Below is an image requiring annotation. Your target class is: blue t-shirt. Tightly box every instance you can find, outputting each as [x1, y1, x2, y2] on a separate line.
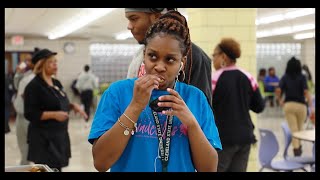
[264, 75, 280, 92]
[88, 78, 222, 172]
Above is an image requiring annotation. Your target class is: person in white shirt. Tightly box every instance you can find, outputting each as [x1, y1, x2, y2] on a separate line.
[13, 52, 36, 165]
[76, 65, 99, 122]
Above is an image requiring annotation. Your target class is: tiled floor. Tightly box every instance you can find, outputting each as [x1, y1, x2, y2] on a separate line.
[5, 106, 315, 172]
[256, 106, 315, 172]
[5, 113, 96, 172]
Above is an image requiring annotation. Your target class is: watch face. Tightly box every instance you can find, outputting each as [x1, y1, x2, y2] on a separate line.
[64, 42, 75, 54]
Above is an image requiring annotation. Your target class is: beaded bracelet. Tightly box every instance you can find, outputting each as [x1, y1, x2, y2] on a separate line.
[118, 118, 135, 136]
[123, 113, 137, 132]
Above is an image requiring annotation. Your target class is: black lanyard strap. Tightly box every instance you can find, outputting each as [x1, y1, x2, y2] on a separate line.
[151, 110, 173, 172]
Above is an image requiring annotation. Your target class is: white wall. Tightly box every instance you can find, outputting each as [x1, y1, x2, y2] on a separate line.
[301, 38, 315, 84]
[5, 37, 90, 103]
[257, 37, 315, 82]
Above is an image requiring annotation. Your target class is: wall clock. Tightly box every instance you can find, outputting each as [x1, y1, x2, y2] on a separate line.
[64, 42, 75, 54]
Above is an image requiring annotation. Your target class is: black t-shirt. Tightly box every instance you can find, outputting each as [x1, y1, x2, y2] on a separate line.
[24, 75, 71, 167]
[279, 74, 307, 104]
[212, 70, 264, 145]
[24, 75, 70, 130]
[185, 43, 212, 107]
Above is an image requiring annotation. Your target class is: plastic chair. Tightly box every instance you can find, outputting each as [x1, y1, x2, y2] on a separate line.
[281, 122, 315, 168]
[258, 128, 307, 172]
[311, 144, 315, 172]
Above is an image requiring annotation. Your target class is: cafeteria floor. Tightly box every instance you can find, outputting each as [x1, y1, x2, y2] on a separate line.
[5, 105, 315, 172]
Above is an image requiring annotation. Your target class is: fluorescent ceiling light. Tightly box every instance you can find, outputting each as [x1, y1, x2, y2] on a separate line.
[256, 8, 315, 25]
[294, 32, 315, 40]
[257, 31, 271, 38]
[284, 8, 315, 19]
[256, 14, 284, 25]
[272, 27, 292, 36]
[48, 8, 116, 40]
[115, 31, 133, 40]
[257, 23, 315, 38]
[292, 24, 314, 32]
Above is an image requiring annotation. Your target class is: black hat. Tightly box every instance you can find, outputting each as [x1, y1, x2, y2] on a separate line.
[32, 48, 57, 64]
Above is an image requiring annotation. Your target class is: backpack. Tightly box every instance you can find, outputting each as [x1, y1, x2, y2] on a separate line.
[71, 79, 80, 96]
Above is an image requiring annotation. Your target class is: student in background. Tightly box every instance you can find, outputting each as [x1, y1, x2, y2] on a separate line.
[302, 64, 314, 95]
[13, 49, 37, 165]
[14, 54, 31, 90]
[264, 67, 280, 107]
[5, 73, 11, 134]
[76, 64, 99, 122]
[125, 8, 213, 106]
[302, 64, 315, 122]
[276, 57, 313, 156]
[13, 48, 39, 90]
[257, 68, 266, 99]
[211, 37, 264, 172]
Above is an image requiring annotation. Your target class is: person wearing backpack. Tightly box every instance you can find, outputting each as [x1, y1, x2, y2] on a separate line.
[76, 65, 99, 122]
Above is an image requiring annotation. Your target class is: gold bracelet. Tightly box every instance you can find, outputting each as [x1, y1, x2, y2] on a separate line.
[123, 113, 137, 132]
[118, 118, 134, 136]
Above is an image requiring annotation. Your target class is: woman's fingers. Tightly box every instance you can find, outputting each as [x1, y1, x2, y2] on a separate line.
[135, 75, 161, 91]
[157, 88, 185, 113]
[158, 88, 182, 103]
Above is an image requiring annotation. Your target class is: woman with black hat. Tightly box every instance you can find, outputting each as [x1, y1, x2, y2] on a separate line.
[24, 48, 87, 171]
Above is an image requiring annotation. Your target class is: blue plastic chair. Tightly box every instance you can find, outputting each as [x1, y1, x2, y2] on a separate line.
[258, 128, 307, 172]
[281, 122, 315, 168]
[311, 144, 315, 172]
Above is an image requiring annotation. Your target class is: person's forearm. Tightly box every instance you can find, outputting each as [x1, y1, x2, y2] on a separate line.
[40, 111, 57, 120]
[275, 88, 281, 101]
[92, 103, 143, 172]
[187, 120, 218, 172]
[305, 90, 312, 108]
[69, 103, 79, 112]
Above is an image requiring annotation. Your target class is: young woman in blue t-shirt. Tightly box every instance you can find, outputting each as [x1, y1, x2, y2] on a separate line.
[88, 11, 221, 172]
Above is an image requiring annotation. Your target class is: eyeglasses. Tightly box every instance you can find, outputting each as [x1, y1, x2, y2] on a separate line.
[212, 52, 222, 60]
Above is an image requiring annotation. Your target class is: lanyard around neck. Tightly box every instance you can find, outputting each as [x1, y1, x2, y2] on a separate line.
[151, 110, 173, 172]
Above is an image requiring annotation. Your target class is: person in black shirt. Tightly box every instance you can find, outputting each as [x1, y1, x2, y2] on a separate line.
[24, 48, 87, 171]
[275, 57, 313, 156]
[125, 8, 212, 106]
[211, 38, 264, 172]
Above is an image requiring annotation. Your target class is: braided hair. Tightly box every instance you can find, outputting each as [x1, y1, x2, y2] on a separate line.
[144, 10, 192, 83]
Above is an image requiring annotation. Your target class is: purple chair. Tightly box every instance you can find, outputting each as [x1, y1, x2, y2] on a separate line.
[258, 128, 307, 172]
[281, 122, 315, 168]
